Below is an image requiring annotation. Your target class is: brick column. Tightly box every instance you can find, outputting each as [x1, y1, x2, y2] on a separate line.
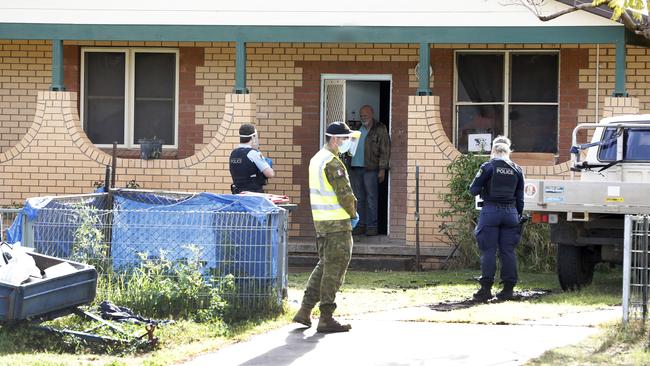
[406, 95, 460, 247]
[602, 97, 640, 117]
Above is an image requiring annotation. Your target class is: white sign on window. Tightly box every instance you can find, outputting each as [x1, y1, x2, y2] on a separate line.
[468, 133, 492, 152]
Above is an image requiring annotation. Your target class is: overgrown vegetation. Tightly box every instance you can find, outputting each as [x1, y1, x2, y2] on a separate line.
[97, 246, 239, 323]
[438, 153, 556, 271]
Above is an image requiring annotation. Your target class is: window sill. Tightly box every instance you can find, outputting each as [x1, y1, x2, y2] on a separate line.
[98, 148, 179, 160]
[510, 152, 557, 166]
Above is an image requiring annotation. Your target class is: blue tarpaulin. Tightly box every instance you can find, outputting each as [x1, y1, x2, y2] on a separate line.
[7, 191, 283, 279]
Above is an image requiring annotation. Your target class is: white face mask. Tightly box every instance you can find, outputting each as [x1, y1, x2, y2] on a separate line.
[338, 139, 352, 154]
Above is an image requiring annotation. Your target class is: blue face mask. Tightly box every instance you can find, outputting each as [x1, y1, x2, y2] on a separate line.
[338, 139, 352, 154]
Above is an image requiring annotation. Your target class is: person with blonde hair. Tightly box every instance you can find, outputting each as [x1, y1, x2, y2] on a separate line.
[469, 136, 525, 301]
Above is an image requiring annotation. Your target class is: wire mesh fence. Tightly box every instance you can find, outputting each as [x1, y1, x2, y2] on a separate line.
[623, 214, 650, 322]
[0, 208, 20, 242]
[16, 190, 289, 316]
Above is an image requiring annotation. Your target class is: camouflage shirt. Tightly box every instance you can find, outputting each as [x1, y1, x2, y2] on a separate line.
[313, 145, 357, 234]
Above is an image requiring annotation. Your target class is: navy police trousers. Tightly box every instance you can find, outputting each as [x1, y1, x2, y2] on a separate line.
[474, 204, 521, 284]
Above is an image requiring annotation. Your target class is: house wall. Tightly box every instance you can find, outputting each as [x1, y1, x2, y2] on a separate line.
[0, 40, 649, 245]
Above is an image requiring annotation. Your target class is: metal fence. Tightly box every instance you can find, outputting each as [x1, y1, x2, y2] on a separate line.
[623, 214, 650, 322]
[0, 208, 20, 242]
[15, 191, 289, 313]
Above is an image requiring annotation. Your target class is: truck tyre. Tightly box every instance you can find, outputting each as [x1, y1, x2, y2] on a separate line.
[557, 244, 595, 291]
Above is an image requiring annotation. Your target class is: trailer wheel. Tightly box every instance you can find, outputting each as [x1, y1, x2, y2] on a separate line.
[557, 244, 595, 291]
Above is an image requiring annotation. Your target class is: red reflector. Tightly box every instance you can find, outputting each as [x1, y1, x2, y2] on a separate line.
[531, 213, 549, 223]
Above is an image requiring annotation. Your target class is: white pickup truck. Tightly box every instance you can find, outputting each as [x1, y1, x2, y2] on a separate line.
[524, 114, 650, 291]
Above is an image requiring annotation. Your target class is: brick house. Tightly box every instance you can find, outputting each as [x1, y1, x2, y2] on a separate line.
[0, 1, 647, 266]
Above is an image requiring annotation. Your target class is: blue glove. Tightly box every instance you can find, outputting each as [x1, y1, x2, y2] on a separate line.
[351, 212, 359, 229]
[264, 157, 273, 168]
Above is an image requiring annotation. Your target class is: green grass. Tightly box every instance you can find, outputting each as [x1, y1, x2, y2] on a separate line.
[527, 321, 650, 365]
[1, 267, 646, 365]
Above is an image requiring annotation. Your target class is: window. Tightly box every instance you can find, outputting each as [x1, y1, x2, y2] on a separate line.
[81, 48, 179, 148]
[454, 51, 559, 153]
[599, 127, 650, 161]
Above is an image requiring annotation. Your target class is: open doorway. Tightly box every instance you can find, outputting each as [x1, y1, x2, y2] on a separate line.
[320, 75, 391, 236]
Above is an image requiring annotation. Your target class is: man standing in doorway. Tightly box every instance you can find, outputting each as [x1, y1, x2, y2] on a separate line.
[350, 105, 390, 236]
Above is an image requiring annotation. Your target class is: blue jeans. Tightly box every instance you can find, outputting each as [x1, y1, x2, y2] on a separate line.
[350, 167, 378, 228]
[474, 204, 521, 284]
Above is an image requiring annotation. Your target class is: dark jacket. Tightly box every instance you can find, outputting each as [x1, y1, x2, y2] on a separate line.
[363, 120, 390, 171]
[469, 158, 525, 215]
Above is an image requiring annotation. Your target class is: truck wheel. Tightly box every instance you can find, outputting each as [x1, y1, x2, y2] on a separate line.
[557, 244, 595, 291]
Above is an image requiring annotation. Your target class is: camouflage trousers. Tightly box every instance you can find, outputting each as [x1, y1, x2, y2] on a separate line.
[300, 230, 353, 316]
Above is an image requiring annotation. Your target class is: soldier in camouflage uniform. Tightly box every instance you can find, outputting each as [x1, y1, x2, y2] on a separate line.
[293, 121, 359, 333]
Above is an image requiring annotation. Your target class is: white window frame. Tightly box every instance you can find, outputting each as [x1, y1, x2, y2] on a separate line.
[452, 49, 560, 153]
[80, 47, 180, 149]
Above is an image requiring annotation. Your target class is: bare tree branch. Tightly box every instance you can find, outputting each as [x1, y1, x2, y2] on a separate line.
[536, 3, 602, 21]
[506, 0, 650, 42]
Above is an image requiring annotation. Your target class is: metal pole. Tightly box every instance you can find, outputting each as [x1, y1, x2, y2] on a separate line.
[642, 215, 648, 323]
[111, 142, 117, 188]
[415, 164, 421, 271]
[623, 214, 632, 323]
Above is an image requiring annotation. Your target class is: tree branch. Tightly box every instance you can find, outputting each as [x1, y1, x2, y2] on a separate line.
[536, 3, 601, 21]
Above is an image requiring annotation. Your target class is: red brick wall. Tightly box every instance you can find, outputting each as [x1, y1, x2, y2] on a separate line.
[63, 46, 205, 159]
[559, 48, 589, 162]
[63, 45, 80, 111]
[430, 48, 454, 140]
[177, 47, 205, 158]
[294, 61, 416, 240]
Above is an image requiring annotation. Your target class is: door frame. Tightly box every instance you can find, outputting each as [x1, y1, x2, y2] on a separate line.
[319, 73, 393, 235]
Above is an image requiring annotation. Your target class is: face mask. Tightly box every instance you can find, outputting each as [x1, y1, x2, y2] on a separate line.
[338, 139, 352, 154]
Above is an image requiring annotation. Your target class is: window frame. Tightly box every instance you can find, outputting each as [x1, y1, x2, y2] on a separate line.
[452, 49, 560, 154]
[80, 47, 180, 149]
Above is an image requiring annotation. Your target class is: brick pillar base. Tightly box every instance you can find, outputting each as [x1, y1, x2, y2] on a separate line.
[602, 97, 640, 117]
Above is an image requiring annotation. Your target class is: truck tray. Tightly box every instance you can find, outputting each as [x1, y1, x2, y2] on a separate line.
[0, 252, 97, 324]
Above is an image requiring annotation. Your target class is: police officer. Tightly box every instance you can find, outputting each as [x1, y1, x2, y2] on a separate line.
[469, 136, 524, 301]
[229, 124, 274, 194]
[292, 121, 359, 333]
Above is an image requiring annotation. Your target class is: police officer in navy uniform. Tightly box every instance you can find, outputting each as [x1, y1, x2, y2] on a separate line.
[229, 124, 274, 194]
[469, 136, 524, 301]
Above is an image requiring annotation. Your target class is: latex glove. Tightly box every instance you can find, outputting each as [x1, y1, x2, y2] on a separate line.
[377, 169, 385, 183]
[351, 212, 359, 229]
[264, 157, 273, 168]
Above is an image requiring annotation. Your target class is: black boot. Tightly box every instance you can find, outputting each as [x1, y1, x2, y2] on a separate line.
[496, 282, 515, 301]
[472, 280, 493, 302]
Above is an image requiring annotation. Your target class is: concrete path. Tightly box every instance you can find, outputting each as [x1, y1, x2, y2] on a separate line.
[181, 307, 620, 366]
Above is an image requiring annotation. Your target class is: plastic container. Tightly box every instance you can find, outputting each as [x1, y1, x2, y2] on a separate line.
[0, 252, 97, 324]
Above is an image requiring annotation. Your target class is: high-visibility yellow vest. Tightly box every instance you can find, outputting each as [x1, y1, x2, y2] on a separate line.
[309, 148, 351, 221]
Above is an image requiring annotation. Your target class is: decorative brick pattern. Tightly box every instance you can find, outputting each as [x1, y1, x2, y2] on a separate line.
[0, 91, 250, 203]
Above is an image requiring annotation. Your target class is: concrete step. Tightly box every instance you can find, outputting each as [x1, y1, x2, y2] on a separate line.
[289, 254, 415, 271]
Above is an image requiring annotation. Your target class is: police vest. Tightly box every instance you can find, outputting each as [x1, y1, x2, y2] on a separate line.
[229, 147, 266, 193]
[309, 149, 351, 221]
[485, 159, 519, 202]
